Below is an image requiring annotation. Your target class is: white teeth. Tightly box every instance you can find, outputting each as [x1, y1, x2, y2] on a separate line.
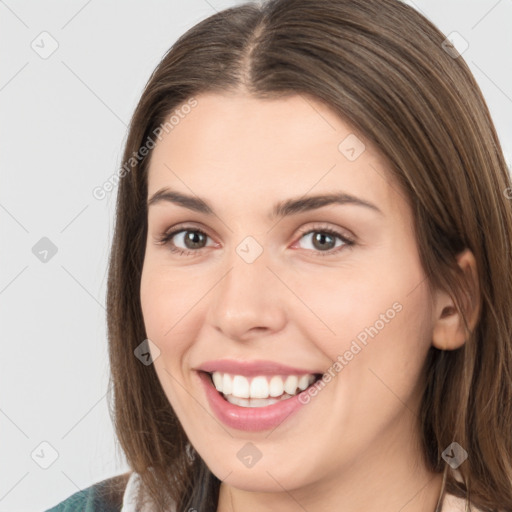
[250, 376, 269, 399]
[210, 371, 317, 399]
[232, 375, 250, 398]
[269, 375, 284, 397]
[298, 374, 311, 390]
[222, 373, 232, 395]
[226, 396, 284, 408]
[284, 375, 299, 395]
[212, 372, 223, 392]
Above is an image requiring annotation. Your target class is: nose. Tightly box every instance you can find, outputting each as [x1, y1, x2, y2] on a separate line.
[206, 249, 288, 342]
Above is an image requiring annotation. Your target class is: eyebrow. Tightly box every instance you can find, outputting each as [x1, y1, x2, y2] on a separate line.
[147, 187, 383, 219]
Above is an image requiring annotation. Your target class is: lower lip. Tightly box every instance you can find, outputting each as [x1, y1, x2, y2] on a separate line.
[198, 371, 310, 432]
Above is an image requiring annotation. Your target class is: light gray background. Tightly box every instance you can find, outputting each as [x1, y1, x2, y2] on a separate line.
[1, 1, 511, 510]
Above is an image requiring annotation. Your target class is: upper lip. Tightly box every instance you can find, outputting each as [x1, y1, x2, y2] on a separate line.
[196, 359, 323, 377]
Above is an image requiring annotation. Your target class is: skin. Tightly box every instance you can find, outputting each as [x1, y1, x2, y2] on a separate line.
[140, 91, 480, 512]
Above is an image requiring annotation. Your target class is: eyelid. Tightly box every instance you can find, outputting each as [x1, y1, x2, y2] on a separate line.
[156, 221, 355, 256]
[153, 221, 214, 243]
[295, 223, 355, 243]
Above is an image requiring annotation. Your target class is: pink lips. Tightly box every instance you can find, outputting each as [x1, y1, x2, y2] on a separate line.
[196, 359, 321, 377]
[194, 359, 324, 431]
[197, 370, 312, 431]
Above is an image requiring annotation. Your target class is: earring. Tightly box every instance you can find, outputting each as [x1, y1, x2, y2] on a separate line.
[185, 442, 196, 464]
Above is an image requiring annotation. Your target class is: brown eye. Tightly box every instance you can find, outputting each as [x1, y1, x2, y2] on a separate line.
[180, 230, 208, 250]
[157, 227, 213, 255]
[295, 226, 355, 257]
[310, 232, 337, 251]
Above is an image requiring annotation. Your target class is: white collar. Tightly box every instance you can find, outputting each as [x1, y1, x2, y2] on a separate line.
[121, 471, 169, 512]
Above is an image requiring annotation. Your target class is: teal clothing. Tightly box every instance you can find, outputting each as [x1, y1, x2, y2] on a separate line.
[45, 473, 129, 512]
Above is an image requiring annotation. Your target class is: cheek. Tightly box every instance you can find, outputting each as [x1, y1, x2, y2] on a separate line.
[140, 265, 197, 411]
[140, 264, 197, 360]
[289, 266, 405, 344]
[140, 268, 167, 342]
[293, 270, 433, 455]
[293, 252, 432, 373]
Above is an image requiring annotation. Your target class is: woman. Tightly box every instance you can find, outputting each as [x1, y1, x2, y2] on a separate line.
[46, 0, 512, 510]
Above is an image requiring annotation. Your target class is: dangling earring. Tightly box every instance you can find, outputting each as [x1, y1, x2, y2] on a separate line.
[185, 442, 196, 464]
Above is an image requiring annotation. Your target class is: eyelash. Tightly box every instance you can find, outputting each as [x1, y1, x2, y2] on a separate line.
[156, 224, 355, 258]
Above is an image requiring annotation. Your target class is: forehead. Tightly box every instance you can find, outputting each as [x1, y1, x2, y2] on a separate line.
[150, 92, 369, 161]
[146, 92, 407, 220]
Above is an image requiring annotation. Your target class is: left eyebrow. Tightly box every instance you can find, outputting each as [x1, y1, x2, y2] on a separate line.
[270, 191, 384, 219]
[147, 187, 384, 218]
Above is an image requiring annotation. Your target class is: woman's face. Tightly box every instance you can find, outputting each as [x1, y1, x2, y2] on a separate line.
[140, 92, 437, 499]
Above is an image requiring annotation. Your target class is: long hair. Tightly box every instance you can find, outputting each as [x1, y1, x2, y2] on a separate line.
[106, 0, 512, 510]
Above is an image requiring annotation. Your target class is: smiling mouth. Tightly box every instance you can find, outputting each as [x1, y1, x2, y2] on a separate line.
[203, 371, 323, 408]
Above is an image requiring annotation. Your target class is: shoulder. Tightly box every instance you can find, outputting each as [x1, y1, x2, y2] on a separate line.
[44, 472, 131, 512]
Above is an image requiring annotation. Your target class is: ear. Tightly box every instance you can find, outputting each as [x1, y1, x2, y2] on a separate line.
[431, 249, 481, 351]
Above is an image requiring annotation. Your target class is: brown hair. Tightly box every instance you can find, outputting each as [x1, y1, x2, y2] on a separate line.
[106, 0, 512, 510]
